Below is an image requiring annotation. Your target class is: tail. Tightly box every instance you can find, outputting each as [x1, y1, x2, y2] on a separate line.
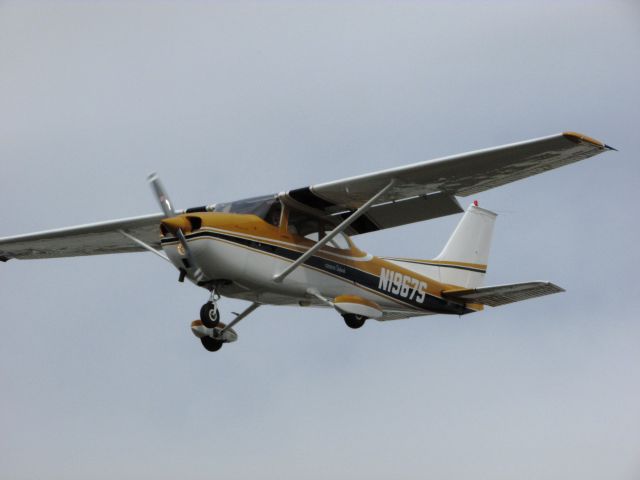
[382, 202, 496, 289]
[434, 202, 496, 288]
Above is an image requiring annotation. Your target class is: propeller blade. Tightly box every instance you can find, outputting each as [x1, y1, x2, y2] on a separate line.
[147, 173, 204, 282]
[148, 172, 176, 218]
[175, 229, 203, 279]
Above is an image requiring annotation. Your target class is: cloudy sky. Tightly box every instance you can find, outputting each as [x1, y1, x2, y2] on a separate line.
[1, 1, 639, 479]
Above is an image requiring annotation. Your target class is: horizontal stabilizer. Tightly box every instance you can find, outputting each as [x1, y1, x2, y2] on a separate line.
[442, 281, 564, 307]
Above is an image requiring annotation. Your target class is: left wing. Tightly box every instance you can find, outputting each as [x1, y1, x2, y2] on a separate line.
[0, 213, 164, 261]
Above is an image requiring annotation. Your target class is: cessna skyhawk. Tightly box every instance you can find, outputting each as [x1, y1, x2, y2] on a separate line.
[0, 132, 614, 352]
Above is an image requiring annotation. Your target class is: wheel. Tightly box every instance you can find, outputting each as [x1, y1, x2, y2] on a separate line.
[200, 301, 220, 328]
[201, 336, 224, 352]
[343, 314, 366, 329]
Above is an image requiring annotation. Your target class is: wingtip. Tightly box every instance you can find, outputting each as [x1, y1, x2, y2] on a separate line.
[562, 131, 606, 148]
[544, 281, 565, 293]
[562, 131, 617, 152]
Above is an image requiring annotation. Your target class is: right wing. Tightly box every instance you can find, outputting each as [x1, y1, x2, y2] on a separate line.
[442, 282, 565, 307]
[284, 132, 613, 234]
[0, 213, 164, 261]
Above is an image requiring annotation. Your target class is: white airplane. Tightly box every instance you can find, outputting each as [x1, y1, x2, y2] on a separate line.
[0, 132, 614, 352]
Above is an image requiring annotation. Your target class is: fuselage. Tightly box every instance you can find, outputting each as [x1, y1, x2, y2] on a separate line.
[160, 212, 479, 319]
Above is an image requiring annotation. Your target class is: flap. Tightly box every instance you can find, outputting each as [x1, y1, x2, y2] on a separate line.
[334, 192, 463, 235]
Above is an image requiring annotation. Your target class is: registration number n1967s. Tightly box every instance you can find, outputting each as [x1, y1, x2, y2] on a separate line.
[378, 268, 427, 303]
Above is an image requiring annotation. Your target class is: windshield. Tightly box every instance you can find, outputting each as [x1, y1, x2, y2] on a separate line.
[213, 195, 278, 219]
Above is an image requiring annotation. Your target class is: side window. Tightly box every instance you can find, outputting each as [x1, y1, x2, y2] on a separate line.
[292, 218, 323, 239]
[304, 231, 320, 242]
[288, 214, 352, 251]
[327, 233, 350, 250]
[305, 231, 350, 250]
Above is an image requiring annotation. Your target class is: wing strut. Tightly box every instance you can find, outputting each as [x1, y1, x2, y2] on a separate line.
[118, 229, 171, 263]
[220, 302, 261, 333]
[273, 179, 396, 283]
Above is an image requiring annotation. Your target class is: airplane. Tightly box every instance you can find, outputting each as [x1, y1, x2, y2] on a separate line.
[0, 132, 615, 352]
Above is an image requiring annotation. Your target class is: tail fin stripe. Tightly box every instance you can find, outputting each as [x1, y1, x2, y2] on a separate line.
[382, 257, 486, 273]
[417, 262, 486, 273]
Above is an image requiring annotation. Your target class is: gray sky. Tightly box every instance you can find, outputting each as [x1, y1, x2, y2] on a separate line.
[1, 1, 639, 479]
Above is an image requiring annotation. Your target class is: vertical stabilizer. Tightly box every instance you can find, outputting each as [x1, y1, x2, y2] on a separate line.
[434, 203, 497, 288]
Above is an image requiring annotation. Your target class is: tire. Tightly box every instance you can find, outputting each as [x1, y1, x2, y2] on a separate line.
[343, 314, 366, 329]
[200, 302, 220, 328]
[201, 336, 223, 352]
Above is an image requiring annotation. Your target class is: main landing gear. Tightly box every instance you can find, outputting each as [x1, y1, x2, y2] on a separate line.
[343, 314, 367, 329]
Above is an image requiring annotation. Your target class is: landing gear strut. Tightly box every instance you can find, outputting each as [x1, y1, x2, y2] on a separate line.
[200, 290, 220, 328]
[343, 314, 367, 329]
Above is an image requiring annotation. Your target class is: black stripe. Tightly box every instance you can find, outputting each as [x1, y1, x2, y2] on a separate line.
[162, 231, 472, 315]
[288, 187, 336, 210]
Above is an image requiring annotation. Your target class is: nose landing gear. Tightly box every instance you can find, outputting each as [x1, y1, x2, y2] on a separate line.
[191, 299, 261, 352]
[200, 290, 221, 328]
[200, 302, 220, 328]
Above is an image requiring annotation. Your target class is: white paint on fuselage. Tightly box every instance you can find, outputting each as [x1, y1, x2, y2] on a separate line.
[161, 232, 424, 316]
